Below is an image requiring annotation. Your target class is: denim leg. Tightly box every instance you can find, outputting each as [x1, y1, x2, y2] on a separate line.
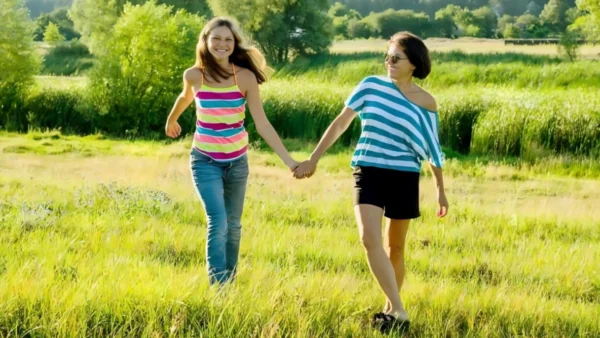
[223, 155, 249, 281]
[190, 151, 228, 285]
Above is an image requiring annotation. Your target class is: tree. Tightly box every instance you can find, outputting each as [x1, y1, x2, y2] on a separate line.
[471, 6, 498, 37]
[489, 0, 545, 16]
[209, 0, 334, 64]
[332, 16, 350, 39]
[69, 0, 212, 54]
[503, 23, 521, 38]
[558, 29, 581, 61]
[452, 7, 478, 37]
[328, 2, 361, 39]
[571, 0, 600, 40]
[0, 0, 41, 131]
[434, 5, 461, 37]
[497, 14, 515, 36]
[43, 22, 66, 45]
[34, 8, 80, 41]
[433, 5, 491, 37]
[86, 1, 205, 134]
[515, 14, 538, 30]
[347, 18, 373, 39]
[328, 1, 348, 17]
[364, 9, 432, 39]
[540, 0, 577, 32]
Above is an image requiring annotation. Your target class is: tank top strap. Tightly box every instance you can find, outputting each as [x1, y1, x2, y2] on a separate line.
[232, 64, 238, 86]
[200, 67, 206, 87]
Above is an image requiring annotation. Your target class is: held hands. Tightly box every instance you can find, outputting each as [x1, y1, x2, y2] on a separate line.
[293, 159, 317, 179]
[289, 156, 449, 219]
[286, 159, 300, 172]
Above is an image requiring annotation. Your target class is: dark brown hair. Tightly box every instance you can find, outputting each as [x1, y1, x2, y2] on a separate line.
[195, 17, 268, 84]
[389, 32, 431, 80]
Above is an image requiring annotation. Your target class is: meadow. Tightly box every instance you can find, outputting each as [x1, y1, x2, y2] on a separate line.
[1, 131, 599, 337]
[1, 39, 599, 337]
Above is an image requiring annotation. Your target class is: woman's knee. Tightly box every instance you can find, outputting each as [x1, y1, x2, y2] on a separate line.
[360, 231, 381, 251]
[387, 243, 405, 256]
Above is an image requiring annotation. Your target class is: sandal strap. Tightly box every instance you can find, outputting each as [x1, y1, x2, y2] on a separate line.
[382, 314, 396, 322]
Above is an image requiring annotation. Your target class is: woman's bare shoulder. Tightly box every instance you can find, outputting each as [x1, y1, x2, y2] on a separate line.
[413, 86, 437, 112]
[183, 66, 203, 82]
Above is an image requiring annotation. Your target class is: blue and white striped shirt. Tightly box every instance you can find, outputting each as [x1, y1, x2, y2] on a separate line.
[345, 76, 444, 173]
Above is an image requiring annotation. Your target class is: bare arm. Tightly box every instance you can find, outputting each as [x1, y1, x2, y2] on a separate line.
[429, 163, 448, 217]
[415, 88, 449, 217]
[244, 72, 297, 170]
[294, 106, 357, 178]
[165, 69, 196, 138]
[428, 163, 445, 191]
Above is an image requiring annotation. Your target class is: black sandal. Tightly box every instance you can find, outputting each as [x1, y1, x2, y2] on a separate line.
[371, 312, 387, 327]
[372, 313, 410, 334]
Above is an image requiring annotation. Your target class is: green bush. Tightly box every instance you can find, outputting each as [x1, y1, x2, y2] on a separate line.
[42, 40, 95, 76]
[84, 1, 205, 137]
[25, 89, 92, 134]
[0, 0, 40, 131]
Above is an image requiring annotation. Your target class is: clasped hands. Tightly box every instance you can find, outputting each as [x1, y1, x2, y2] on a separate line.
[289, 158, 317, 179]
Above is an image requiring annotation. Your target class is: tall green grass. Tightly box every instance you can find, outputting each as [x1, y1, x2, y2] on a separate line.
[275, 52, 600, 89]
[258, 80, 600, 157]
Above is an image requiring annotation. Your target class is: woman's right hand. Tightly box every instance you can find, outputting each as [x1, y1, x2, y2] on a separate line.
[165, 119, 182, 138]
[293, 159, 318, 179]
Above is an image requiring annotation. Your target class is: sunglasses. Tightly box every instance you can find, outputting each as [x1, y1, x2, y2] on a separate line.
[385, 53, 408, 64]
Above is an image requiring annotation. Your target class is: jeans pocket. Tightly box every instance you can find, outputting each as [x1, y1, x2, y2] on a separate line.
[237, 154, 248, 165]
[191, 149, 213, 164]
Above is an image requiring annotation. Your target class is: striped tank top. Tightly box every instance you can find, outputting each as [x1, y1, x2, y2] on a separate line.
[192, 64, 248, 162]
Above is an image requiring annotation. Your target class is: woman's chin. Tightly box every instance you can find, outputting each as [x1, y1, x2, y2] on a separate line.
[209, 52, 232, 61]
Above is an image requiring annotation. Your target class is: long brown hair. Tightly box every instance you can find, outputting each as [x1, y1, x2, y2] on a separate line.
[195, 17, 268, 84]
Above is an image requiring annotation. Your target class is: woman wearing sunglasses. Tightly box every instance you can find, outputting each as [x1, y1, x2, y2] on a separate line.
[293, 31, 449, 333]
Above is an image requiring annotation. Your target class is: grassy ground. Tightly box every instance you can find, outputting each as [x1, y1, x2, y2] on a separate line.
[1, 132, 599, 337]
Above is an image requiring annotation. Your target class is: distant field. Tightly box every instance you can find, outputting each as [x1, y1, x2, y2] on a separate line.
[34, 76, 88, 91]
[332, 38, 600, 58]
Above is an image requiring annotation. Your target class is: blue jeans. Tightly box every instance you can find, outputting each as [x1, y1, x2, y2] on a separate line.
[190, 149, 249, 285]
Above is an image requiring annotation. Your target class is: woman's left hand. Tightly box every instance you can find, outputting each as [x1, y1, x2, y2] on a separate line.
[437, 190, 449, 218]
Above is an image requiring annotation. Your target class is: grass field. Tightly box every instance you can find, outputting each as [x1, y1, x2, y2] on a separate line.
[1, 132, 599, 337]
[5, 37, 600, 337]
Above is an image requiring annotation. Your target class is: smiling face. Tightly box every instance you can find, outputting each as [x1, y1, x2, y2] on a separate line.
[385, 44, 415, 80]
[207, 25, 235, 61]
